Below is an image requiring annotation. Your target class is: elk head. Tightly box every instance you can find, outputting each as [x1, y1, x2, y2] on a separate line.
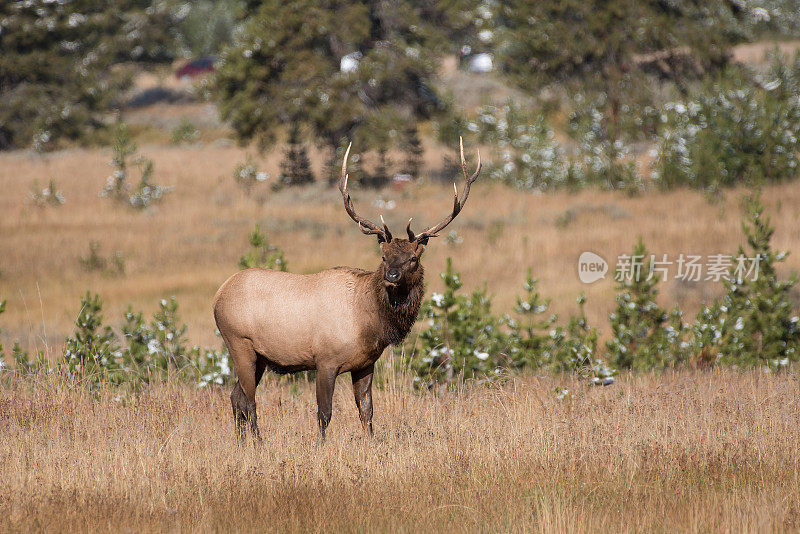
[339, 138, 481, 290]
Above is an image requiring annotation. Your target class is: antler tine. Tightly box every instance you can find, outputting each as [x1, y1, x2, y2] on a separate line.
[406, 217, 415, 241]
[380, 214, 393, 243]
[458, 135, 481, 202]
[414, 138, 482, 242]
[339, 143, 390, 241]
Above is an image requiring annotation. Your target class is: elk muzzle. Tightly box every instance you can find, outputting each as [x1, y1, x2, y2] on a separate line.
[385, 268, 401, 284]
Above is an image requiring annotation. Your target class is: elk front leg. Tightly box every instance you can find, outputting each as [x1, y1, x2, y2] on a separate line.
[316, 367, 338, 441]
[351, 364, 374, 436]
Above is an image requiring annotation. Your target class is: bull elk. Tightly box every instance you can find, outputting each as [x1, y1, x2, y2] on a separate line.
[213, 139, 481, 441]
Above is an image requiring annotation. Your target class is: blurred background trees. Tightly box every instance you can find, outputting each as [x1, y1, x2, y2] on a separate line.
[496, 0, 747, 140]
[2, 0, 800, 191]
[212, 0, 452, 183]
[0, 0, 175, 150]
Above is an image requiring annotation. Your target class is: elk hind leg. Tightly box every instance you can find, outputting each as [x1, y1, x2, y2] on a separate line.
[316, 367, 338, 442]
[227, 337, 265, 443]
[230, 382, 248, 442]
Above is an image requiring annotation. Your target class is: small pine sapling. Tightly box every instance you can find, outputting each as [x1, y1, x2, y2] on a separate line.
[238, 224, 289, 271]
[549, 293, 599, 373]
[507, 268, 556, 369]
[120, 307, 153, 382]
[277, 123, 315, 188]
[62, 292, 122, 382]
[403, 124, 424, 179]
[233, 155, 268, 192]
[101, 122, 172, 209]
[414, 258, 508, 389]
[717, 191, 800, 369]
[195, 338, 234, 388]
[171, 119, 199, 145]
[606, 237, 673, 371]
[101, 123, 137, 201]
[29, 179, 65, 207]
[149, 297, 192, 378]
[128, 158, 172, 209]
[372, 145, 392, 188]
[79, 241, 125, 276]
[689, 301, 726, 368]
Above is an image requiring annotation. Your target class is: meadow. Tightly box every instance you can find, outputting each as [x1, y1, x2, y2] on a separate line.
[1, 367, 798, 532]
[2, 140, 800, 531]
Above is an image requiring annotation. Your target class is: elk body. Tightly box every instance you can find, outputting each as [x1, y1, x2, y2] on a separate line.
[213, 141, 481, 441]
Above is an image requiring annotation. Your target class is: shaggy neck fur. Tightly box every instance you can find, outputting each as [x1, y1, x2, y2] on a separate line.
[371, 267, 424, 347]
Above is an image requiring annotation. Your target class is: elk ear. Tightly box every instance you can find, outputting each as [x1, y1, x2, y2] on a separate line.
[414, 241, 426, 255]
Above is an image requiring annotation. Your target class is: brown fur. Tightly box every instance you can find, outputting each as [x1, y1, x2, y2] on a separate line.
[213, 238, 426, 441]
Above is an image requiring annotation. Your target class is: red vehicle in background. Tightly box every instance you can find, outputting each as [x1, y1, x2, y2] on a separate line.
[175, 56, 216, 79]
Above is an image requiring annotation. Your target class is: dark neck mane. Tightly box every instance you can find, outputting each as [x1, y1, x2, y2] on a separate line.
[372, 268, 424, 347]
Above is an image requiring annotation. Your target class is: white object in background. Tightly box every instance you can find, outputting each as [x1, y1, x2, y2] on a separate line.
[469, 53, 493, 73]
[340, 52, 362, 73]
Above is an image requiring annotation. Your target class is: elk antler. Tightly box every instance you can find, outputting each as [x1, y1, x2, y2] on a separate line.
[409, 137, 481, 244]
[339, 143, 392, 243]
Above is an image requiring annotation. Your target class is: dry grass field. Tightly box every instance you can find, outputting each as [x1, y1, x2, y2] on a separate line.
[1, 367, 798, 532]
[2, 142, 800, 353]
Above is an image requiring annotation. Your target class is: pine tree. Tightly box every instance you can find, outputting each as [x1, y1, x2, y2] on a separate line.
[0, 1, 176, 150]
[476, 103, 567, 191]
[62, 292, 122, 381]
[413, 258, 508, 388]
[12, 341, 43, 375]
[172, 0, 242, 57]
[606, 238, 673, 370]
[120, 307, 153, 381]
[213, 0, 447, 158]
[102, 123, 137, 201]
[507, 268, 556, 369]
[716, 191, 800, 368]
[238, 224, 288, 272]
[497, 1, 747, 139]
[150, 297, 192, 377]
[549, 293, 599, 372]
[688, 301, 726, 367]
[403, 124, 424, 179]
[368, 146, 392, 189]
[100, 123, 171, 209]
[277, 123, 315, 188]
[29, 179, 65, 208]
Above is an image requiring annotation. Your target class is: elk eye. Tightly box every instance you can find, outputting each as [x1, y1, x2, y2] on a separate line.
[382, 256, 386, 262]
[410, 256, 417, 263]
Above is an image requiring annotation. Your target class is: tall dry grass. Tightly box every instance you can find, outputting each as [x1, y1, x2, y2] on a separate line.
[2, 145, 800, 354]
[1, 368, 798, 532]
